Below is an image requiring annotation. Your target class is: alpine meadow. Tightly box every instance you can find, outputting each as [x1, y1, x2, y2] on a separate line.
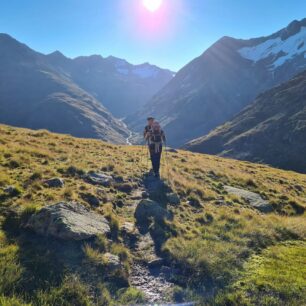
[0, 1, 305, 305]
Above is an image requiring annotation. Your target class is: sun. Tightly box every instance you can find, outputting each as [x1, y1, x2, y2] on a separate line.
[143, 0, 163, 12]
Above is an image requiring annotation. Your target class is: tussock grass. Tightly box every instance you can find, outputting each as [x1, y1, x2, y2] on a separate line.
[0, 124, 305, 304]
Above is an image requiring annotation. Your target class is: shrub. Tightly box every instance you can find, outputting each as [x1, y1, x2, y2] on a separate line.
[36, 276, 91, 306]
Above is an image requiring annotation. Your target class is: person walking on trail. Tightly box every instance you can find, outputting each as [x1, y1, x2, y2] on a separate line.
[144, 119, 166, 178]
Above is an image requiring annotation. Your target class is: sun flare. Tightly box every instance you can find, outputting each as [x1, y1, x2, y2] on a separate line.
[143, 0, 163, 12]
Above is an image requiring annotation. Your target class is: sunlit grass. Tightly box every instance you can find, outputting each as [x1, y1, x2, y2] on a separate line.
[0, 123, 305, 304]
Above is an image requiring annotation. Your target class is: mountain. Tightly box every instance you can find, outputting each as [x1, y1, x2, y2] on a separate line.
[69, 56, 174, 118]
[127, 18, 306, 147]
[185, 70, 306, 173]
[0, 123, 305, 305]
[0, 33, 130, 143]
[46, 53, 174, 118]
[0, 34, 173, 142]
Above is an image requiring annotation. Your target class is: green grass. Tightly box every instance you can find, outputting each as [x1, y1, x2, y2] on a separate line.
[216, 241, 306, 306]
[0, 124, 305, 305]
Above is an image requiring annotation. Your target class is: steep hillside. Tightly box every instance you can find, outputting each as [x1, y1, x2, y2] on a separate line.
[127, 18, 306, 147]
[185, 70, 306, 174]
[0, 124, 305, 305]
[0, 34, 128, 143]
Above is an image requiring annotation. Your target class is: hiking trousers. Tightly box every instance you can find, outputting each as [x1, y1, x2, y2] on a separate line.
[149, 144, 162, 175]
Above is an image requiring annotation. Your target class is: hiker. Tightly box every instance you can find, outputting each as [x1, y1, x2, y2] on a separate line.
[144, 119, 166, 178]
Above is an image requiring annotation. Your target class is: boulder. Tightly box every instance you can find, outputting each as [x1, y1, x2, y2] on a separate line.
[44, 178, 64, 188]
[135, 199, 169, 224]
[26, 202, 110, 240]
[85, 172, 113, 187]
[224, 186, 273, 213]
[166, 193, 180, 205]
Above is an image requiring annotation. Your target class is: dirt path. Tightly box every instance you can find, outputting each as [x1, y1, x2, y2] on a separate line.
[129, 262, 175, 303]
[127, 175, 177, 303]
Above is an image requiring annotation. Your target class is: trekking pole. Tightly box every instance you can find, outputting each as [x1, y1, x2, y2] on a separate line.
[164, 140, 171, 183]
[140, 140, 148, 173]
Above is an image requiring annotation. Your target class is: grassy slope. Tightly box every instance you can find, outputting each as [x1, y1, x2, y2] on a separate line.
[0, 124, 305, 305]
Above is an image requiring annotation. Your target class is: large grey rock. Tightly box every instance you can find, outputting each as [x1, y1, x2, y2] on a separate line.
[224, 186, 273, 212]
[44, 178, 64, 188]
[135, 199, 169, 223]
[85, 172, 114, 187]
[26, 202, 110, 240]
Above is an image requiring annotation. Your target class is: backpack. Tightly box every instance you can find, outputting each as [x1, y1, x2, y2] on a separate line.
[149, 122, 163, 143]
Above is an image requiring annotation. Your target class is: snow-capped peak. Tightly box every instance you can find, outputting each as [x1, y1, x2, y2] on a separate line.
[132, 64, 159, 78]
[238, 26, 306, 69]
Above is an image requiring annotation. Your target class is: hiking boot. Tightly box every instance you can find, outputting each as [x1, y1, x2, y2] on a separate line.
[154, 172, 160, 179]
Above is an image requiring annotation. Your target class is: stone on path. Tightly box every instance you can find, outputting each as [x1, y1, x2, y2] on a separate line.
[26, 202, 110, 240]
[135, 199, 170, 224]
[224, 186, 273, 212]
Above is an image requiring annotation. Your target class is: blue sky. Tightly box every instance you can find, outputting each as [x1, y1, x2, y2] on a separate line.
[0, 0, 305, 71]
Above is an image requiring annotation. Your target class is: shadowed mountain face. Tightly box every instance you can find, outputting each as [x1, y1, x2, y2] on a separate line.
[127, 18, 306, 147]
[0, 34, 128, 143]
[46, 53, 174, 118]
[0, 34, 173, 142]
[185, 70, 306, 173]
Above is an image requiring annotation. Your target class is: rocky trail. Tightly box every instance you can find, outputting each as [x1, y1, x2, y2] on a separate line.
[126, 174, 179, 303]
[5, 166, 183, 304]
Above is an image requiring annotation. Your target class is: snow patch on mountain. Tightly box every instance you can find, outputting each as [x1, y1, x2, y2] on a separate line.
[238, 27, 306, 68]
[132, 65, 158, 78]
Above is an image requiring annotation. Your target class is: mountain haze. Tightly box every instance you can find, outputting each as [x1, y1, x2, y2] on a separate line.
[46, 52, 174, 117]
[185, 69, 306, 173]
[0, 33, 173, 142]
[127, 18, 306, 147]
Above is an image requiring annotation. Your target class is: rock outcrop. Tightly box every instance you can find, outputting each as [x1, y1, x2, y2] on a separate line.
[135, 199, 170, 224]
[26, 202, 110, 240]
[224, 186, 273, 212]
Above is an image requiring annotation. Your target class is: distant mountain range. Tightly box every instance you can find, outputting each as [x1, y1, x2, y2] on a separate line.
[127, 18, 306, 147]
[46, 52, 174, 117]
[185, 70, 306, 173]
[0, 33, 173, 142]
